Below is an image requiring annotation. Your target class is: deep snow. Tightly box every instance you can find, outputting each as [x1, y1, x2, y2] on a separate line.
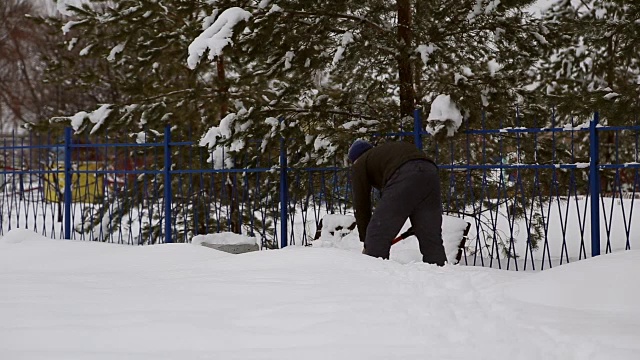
[0, 229, 638, 360]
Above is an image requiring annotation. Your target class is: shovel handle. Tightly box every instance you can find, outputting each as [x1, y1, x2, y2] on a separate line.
[391, 227, 415, 245]
[390, 222, 472, 265]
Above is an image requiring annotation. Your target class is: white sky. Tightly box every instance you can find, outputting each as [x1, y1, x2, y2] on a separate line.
[30, 0, 89, 15]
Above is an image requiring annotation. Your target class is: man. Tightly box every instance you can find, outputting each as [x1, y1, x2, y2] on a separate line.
[348, 139, 447, 266]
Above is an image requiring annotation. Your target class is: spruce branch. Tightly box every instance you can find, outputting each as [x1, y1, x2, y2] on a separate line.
[283, 10, 390, 34]
[260, 107, 380, 121]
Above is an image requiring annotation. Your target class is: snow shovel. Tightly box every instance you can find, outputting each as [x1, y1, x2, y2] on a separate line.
[391, 223, 472, 264]
[391, 227, 415, 245]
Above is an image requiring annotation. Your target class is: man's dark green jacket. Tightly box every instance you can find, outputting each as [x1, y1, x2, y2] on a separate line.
[350, 141, 434, 243]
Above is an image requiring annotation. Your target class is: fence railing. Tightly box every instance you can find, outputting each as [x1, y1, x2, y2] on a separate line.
[418, 111, 639, 270]
[0, 111, 638, 270]
[0, 126, 348, 249]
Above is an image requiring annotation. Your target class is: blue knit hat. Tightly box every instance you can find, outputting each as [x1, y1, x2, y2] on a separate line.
[348, 140, 373, 162]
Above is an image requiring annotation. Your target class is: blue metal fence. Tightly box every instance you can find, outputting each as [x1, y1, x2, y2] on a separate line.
[416, 110, 640, 270]
[0, 111, 638, 270]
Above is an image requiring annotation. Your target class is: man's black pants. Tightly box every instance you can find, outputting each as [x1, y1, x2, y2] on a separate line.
[364, 159, 447, 265]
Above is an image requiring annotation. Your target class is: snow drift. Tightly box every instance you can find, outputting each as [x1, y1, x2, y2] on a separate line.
[0, 229, 638, 359]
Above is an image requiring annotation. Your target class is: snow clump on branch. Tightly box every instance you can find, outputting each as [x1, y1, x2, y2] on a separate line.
[426, 95, 463, 137]
[199, 110, 252, 169]
[52, 104, 113, 135]
[187, 7, 252, 69]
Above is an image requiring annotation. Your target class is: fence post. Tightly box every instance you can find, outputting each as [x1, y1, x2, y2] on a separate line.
[164, 126, 173, 244]
[413, 108, 423, 150]
[64, 127, 72, 239]
[589, 112, 600, 256]
[279, 118, 288, 248]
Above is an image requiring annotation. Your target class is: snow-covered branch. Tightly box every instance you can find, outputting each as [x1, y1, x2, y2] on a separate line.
[426, 95, 463, 137]
[187, 7, 252, 69]
[52, 104, 113, 134]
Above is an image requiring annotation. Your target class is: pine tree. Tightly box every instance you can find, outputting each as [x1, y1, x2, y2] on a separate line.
[39, 0, 554, 247]
[38, 0, 218, 138]
[537, 0, 640, 122]
[187, 0, 554, 255]
[186, 1, 551, 163]
[41, 0, 553, 163]
[35, 1, 252, 243]
[536, 1, 640, 194]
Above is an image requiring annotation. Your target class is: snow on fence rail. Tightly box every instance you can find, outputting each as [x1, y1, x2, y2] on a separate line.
[0, 111, 638, 271]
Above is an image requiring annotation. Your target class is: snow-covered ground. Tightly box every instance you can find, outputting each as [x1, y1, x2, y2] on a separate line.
[2, 193, 638, 269]
[292, 195, 639, 270]
[311, 213, 469, 264]
[1, 229, 638, 359]
[459, 196, 640, 270]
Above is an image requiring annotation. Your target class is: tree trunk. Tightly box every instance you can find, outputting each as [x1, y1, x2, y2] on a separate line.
[397, 0, 415, 119]
[216, 56, 229, 117]
[226, 173, 241, 234]
[216, 56, 240, 233]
